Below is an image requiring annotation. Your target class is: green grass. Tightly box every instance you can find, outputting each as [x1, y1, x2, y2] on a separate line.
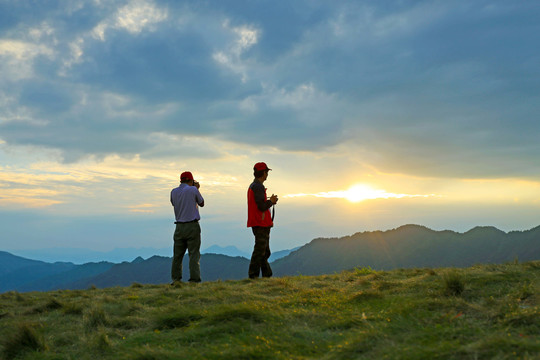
[1, 262, 539, 359]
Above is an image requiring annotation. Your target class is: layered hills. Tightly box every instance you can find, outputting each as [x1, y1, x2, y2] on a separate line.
[0, 252, 248, 292]
[272, 224, 540, 276]
[2, 224, 539, 292]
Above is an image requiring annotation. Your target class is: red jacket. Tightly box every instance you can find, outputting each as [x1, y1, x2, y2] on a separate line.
[247, 179, 273, 227]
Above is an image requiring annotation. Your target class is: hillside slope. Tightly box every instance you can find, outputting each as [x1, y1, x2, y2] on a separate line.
[0, 262, 538, 359]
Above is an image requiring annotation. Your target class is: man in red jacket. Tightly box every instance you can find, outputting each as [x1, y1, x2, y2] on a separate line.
[247, 162, 278, 278]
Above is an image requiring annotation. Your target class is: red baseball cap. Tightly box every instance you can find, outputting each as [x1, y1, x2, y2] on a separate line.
[180, 171, 194, 181]
[254, 162, 271, 171]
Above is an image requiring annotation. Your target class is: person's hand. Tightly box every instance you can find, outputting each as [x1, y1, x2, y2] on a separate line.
[194, 181, 200, 189]
[270, 194, 278, 204]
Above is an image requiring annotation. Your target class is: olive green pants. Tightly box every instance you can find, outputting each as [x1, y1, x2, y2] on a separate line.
[171, 222, 201, 283]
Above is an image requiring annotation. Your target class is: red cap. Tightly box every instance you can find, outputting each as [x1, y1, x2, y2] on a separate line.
[180, 171, 194, 181]
[254, 162, 271, 171]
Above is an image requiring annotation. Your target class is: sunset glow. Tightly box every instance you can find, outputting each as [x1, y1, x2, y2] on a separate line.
[285, 184, 436, 203]
[1, 1, 539, 256]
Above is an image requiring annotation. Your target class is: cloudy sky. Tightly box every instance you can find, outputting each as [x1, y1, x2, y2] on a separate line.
[1, 0, 539, 258]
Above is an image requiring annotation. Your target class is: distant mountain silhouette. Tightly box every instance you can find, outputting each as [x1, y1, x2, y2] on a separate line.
[269, 246, 301, 262]
[14, 262, 115, 292]
[0, 251, 46, 275]
[202, 244, 300, 262]
[0, 252, 74, 292]
[0, 252, 250, 292]
[272, 224, 540, 276]
[3, 224, 539, 292]
[68, 254, 250, 288]
[10, 244, 296, 264]
[0, 251, 115, 292]
[9, 247, 171, 264]
[202, 245, 250, 258]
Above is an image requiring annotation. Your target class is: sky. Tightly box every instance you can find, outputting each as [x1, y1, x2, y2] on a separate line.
[1, 0, 540, 258]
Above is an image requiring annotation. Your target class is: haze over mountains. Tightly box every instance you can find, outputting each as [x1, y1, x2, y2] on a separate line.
[9, 244, 299, 264]
[9, 245, 245, 264]
[2, 224, 539, 293]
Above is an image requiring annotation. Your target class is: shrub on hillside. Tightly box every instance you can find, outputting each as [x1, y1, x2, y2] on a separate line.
[442, 271, 465, 296]
[154, 310, 203, 330]
[2, 324, 46, 360]
[83, 306, 109, 332]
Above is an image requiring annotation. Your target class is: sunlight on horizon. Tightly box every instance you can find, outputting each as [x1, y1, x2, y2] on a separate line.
[285, 184, 437, 203]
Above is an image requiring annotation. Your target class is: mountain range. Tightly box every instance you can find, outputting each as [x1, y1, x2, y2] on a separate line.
[8, 244, 298, 264]
[202, 244, 300, 262]
[0, 251, 249, 292]
[2, 224, 539, 292]
[272, 224, 540, 276]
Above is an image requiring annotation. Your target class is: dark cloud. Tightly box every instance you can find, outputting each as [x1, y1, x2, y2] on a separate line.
[18, 79, 77, 114]
[210, 1, 333, 63]
[0, 0, 539, 177]
[71, 30, 241, 102]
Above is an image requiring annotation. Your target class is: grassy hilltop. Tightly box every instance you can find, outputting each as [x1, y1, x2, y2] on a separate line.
[1, 262, 539, 359]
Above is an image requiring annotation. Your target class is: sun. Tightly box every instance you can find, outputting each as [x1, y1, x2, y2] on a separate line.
[284, 183, 434, 202]
[342, 184, 386, 203]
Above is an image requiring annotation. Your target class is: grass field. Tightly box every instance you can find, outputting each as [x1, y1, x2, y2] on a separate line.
[1, 261, 539, 359]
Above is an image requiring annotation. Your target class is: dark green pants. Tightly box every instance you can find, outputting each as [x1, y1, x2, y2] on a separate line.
[248, 226, 272, 278]
[172, 222, 201, 283]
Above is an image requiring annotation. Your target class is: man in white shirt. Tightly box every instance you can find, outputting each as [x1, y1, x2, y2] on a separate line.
[170, 171, 205, 283]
